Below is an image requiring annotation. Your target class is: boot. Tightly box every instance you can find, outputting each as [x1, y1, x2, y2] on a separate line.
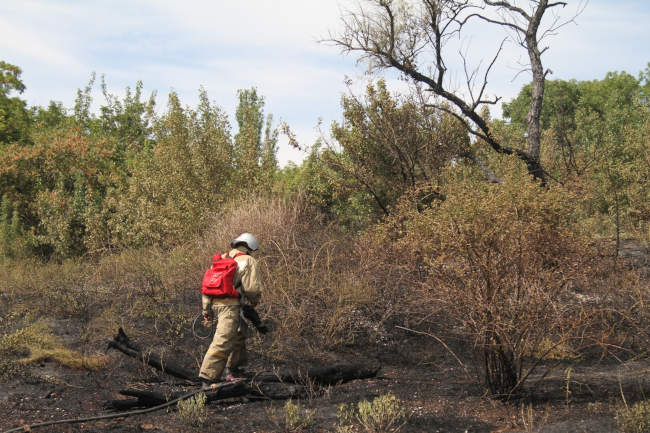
[222, 368, 243, 382]
[198, 376, 219, 390]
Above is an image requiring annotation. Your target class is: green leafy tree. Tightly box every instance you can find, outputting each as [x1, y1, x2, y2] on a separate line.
[260, 113, 279, 186]
[98, 77, 156, 159]
[0, 124, 119, 258]
[574, 86, 649, 247]
[73, 74, 96, 131]
[0, 74, 159, 258]
[502, 68, 650, 244]
[234, 88, 264, 181]
[275, 143, 378, 231]
[503, 71, 644, 179]
[327, 80, 463, 222]
[0, 61, 32, 145]
[107, 89, 234, 248]
[0, 66, 285, 258]
[33, 101, 69, 129]
[233, 88, 278, 188]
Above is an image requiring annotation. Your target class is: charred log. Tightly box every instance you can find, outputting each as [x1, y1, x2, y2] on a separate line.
[250, 364, 380, 386]
[107, 328, 198, 382]
[107, 328, 380, 410]
[108, 328, 380, 385]
[110, 380, 306, 409]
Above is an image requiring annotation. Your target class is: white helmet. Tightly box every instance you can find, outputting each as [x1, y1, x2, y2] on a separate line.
[230, 233, 259, 251]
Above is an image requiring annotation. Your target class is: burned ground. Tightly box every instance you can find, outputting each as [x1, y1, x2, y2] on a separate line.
[1, 323, 649, 433]
[1, 242, 648, 432]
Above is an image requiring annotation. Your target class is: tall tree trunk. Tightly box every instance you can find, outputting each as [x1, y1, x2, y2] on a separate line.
[525, 0, 550, 184]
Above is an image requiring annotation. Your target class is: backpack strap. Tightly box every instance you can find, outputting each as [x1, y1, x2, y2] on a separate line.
[230, 252, 249, 296]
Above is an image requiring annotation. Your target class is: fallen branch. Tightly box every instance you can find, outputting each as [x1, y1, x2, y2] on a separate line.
[111, 380, 305, 410]
[107, 328, 198, 382]
[396, 325, 471, 379]
[107, 328, 380, 409]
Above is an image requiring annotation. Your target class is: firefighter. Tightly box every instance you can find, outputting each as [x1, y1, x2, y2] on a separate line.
[198, 233, 262, 387]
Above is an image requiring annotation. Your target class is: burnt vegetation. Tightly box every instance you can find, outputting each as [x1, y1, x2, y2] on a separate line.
[1, 2, 650, 431]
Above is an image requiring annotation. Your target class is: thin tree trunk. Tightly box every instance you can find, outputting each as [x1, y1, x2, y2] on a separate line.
[525, 0, 549, 184]
[463, 151, 501, 184]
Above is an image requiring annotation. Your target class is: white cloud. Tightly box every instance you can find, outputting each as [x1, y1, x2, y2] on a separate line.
[544, 1, 650, 79]
[141, 0, 351, 53]
[0, 14, 82, 70]
[3, 0, 649, 167]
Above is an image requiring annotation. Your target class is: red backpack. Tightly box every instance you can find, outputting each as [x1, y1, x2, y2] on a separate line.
[201, 253, 246, 298]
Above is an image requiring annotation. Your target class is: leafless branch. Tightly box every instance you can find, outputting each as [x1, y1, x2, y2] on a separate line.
[327, 0, 587, 184]
[462, 12, 527, 34]
[474, 38, 506, 110]
[485, 0, 532, 20]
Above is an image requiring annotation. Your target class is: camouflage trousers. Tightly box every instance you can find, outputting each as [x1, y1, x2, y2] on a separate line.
[199, 303, 248, 381]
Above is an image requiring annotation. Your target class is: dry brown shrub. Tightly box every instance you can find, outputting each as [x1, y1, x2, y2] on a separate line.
[4, 185, 643, 386]
[196, 193, 380, 359]
[1, 193, 381, 371]
[358, 163, 648, 398]
[89, 193, 385, 361]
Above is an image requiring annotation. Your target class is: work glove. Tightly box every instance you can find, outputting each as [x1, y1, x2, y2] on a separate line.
[202, 312, 214, 328]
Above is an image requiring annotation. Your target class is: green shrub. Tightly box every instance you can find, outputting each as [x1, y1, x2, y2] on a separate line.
[177, 392, 207, 427]
[265, 399, 314, 432]
[338, 393, 407, 433]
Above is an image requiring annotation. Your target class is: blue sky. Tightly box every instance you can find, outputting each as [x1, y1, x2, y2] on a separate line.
[1, 0, 649, 165]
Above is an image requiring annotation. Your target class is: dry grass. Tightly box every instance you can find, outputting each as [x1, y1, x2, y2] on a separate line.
[0, 190, 647, 399]
[0, 320, 107, 370]
[0, 194, 382, 369]
[196, 194, 381, 358]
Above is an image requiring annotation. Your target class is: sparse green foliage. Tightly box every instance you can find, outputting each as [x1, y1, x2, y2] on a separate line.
[266, 399, 314, 433]
[616, 400, 650, 433]
[337, 393, 406, 433]
[177, 392, 208, 427]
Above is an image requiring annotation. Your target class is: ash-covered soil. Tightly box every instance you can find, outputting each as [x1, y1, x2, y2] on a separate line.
[1, 335, 648, 433]
[1, 240, 648, 433]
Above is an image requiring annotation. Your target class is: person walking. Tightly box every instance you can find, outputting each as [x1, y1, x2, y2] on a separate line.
[198, 233, 262, 388]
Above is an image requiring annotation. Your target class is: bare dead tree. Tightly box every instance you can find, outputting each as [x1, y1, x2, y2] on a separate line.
[328, 0, 586, 185]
